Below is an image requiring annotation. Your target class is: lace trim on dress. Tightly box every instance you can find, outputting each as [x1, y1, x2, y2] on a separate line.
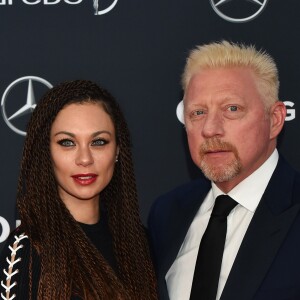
[1, 234, 28, 300]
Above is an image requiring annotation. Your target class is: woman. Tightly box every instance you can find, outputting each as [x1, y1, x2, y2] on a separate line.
[0, 80, 157, 299]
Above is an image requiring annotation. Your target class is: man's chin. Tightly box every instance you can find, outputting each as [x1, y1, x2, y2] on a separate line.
[200, 162, 241, 183]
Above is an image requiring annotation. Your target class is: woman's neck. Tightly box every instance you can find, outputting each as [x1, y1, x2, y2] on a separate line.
[62, 197, 100, 224]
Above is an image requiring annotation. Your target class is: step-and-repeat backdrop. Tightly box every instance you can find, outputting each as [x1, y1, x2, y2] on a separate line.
[0, 0, 299, 250]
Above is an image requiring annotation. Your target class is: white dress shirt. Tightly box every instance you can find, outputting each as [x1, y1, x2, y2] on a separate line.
[166, 149, 279, 300]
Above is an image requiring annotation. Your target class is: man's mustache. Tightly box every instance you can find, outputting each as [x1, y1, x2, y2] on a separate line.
[200, 138, 237, 155]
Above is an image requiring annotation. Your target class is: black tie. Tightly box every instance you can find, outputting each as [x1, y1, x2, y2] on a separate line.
[190, 195, 238, 300]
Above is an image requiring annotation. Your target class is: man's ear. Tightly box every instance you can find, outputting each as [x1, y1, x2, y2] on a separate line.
[270, 101, 286, 139]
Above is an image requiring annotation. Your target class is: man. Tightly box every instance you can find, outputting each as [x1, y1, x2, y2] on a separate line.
[148, 41, 300, 300]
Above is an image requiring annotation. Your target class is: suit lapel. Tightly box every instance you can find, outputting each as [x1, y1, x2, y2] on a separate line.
[221, 200, 300, 300]
[160, 178, 211, 298]
[221, 157, 300, 300]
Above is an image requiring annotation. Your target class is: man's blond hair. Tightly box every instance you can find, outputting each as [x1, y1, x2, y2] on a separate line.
[182, 40, 279, 108]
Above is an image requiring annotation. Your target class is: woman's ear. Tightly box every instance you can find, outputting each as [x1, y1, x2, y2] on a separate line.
[115, 147, 120, 162]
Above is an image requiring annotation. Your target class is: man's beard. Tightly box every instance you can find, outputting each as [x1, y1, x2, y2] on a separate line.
[198, 137, 242, 182]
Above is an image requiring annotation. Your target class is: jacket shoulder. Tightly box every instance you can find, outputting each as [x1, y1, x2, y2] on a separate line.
[150, 176, 210, 213]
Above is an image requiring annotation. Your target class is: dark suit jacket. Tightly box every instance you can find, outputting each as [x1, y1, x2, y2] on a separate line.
[148, 156, 300, 300]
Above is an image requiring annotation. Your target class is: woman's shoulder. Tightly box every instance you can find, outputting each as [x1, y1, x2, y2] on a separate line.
[0, 226, 30, 256]
[0, 227, 33, 300]
[0, 227, 30, 269]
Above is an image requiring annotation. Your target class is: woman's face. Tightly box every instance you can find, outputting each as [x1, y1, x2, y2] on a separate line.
[50, 102, 118, 209]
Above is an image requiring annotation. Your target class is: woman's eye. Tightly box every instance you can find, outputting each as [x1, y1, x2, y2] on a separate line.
[57, 139, 75, 147]
[92, 139, 108, 146]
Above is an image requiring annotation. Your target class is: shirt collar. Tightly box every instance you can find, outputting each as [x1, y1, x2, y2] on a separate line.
[211, 149, 279, 212]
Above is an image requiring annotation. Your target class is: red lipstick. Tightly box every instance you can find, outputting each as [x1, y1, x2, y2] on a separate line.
[71, 173, 98, 185]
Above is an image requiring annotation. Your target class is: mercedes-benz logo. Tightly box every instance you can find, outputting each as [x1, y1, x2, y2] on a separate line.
[1, 76, 53, 136]
[93, 0, 118, 15]
[210, 0, 268, 23]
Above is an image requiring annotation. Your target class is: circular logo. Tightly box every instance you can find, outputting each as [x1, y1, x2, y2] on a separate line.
[93, 0, 118, 15]
[0, 216, 10, 243]
[176, 100, 184, 124]
[1, 76, 53, 136]
[210, 0, 268, 23]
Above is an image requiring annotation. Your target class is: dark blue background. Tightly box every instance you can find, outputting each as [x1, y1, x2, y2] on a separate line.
[0, 0, 299, 251]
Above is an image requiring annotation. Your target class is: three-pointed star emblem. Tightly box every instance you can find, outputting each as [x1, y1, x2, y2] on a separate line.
[1, 76, 52, 136]
[210, 0, 268, 23]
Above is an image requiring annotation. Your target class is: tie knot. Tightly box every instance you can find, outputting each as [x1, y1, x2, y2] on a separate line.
[211, 195, 237, 218]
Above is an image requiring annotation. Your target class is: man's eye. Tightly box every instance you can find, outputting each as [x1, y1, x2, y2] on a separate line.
[227, 105, 238, 112]
[57, 139, 75, 147]
[193, 110, 205, 116]
[92, 139, 108, 146]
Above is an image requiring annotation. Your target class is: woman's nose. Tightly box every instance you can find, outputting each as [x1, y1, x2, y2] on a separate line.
[75, 147, 94, 166]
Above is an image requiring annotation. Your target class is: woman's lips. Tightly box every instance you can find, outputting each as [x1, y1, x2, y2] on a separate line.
[71, 174, 98, 185]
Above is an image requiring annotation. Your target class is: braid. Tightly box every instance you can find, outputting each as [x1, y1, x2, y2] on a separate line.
[17, 80, 157, 299]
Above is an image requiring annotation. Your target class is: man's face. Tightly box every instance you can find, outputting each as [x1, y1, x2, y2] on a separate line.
[184, 67, 285, 193]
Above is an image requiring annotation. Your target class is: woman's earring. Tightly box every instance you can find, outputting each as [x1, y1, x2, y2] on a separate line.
[115, 156, 119, 163]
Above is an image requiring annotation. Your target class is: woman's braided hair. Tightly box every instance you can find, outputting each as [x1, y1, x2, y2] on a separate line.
[17, 80, 157, 299]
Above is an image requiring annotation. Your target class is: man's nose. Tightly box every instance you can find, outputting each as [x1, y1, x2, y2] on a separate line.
[201, 112, 225, 138]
